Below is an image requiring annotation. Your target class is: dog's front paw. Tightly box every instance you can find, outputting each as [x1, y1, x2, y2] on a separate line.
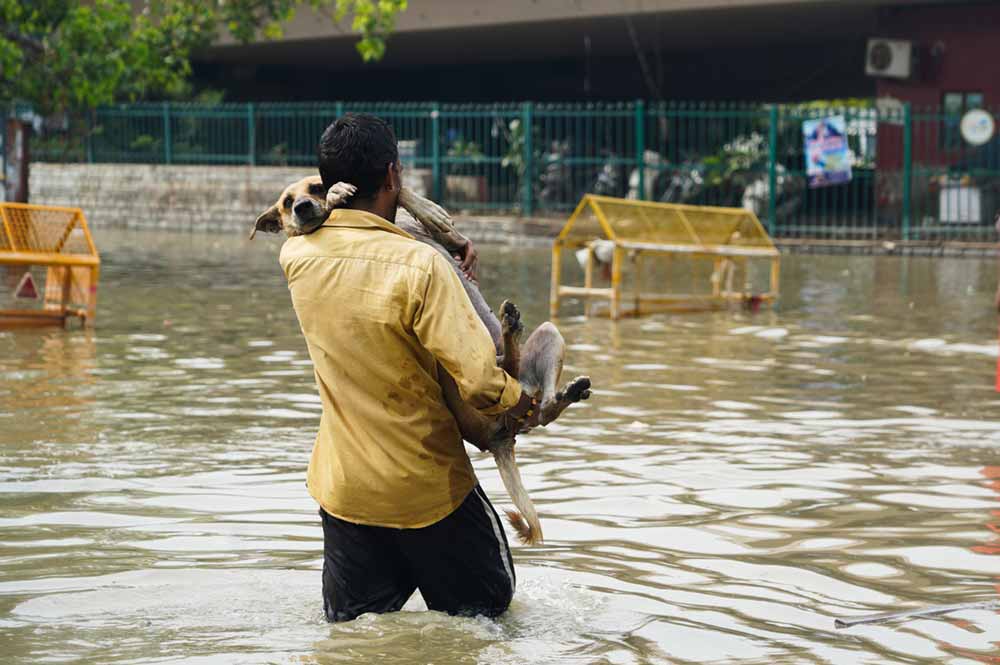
[326, 182, 357, 209]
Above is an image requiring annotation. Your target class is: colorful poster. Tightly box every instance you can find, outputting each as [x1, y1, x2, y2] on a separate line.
[803, 115, 852, 188]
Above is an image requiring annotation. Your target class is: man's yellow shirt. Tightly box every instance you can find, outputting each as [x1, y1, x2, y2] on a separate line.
[279, 208, 522, 528]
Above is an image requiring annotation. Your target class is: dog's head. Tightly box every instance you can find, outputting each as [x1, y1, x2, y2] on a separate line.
[251, 176, 329, 239]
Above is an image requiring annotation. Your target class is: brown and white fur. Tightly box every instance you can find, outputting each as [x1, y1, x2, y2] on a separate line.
[252, 177, 591, 544]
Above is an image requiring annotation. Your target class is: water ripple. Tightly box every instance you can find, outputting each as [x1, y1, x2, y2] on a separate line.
[2, 237, 1000, 663]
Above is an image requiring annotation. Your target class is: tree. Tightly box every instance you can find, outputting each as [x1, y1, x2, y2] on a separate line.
[0, 0, 408, 116]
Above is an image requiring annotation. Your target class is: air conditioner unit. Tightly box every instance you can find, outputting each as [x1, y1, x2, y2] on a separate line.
[865, 39, 913, 79]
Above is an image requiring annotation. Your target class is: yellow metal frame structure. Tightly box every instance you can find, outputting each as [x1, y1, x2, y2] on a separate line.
[0, 203, 100, 328]
[550, 195, 780, 319]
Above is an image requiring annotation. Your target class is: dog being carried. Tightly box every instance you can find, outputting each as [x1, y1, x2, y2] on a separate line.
[252, 176, 591, 544]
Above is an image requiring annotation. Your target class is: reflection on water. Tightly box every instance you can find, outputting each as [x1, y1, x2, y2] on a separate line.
[2, 230, 1000, 664]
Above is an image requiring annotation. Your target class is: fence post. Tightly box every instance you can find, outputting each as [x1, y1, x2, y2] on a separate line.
[521, 101, 534, 216]
[162, 102, 172, 165]
[247, 102, 256, 166]
[635, 100, 646, 200]
[431, 103, 442, 202]
[85, 110, 94, 163]
[767, 105, 779, 236]
[902, 102, 912, 240]
[335, 101, 344, 119]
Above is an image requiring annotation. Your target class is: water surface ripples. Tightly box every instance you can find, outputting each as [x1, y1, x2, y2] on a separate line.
[2, 231, 1000, 663]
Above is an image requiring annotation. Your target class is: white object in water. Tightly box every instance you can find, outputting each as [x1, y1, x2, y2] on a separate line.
[575, 239, 616, 270]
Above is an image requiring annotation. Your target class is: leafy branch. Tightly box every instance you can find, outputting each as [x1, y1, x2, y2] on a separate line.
[0, 0, 408, 115]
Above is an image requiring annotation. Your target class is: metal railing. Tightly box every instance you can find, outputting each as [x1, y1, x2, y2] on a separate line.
[29, 101, 1000, 242]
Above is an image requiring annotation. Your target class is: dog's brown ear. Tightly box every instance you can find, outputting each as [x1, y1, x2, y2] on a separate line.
[250, 205, 282, 239]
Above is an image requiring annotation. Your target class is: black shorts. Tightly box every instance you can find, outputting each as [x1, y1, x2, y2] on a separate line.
[320, 485, 516, 622]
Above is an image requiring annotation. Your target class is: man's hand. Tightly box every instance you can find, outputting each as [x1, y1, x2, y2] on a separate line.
[453, 239, 479, 282]
[501, 392, 540, 435]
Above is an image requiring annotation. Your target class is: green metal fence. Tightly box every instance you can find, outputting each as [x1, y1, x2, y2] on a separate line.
[30, 100, 1000, 242]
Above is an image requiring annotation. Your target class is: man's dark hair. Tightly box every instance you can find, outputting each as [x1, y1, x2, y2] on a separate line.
[318, 113, 398, 199]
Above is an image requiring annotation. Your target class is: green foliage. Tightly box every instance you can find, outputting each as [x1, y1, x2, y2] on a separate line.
[698, 133, 769, 187]
[332, 0, 408, 62]
[0, 0, 407, 115]
[500, 119, 526, 175]
[129, 134, 162, 155]
[500, 118, 542, 179]
[447, 139, 484, 160]
[447, 137, 484, 176]
[784, 98, 875, 112]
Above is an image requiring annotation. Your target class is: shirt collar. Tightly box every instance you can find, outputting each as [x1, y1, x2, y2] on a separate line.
[319, 208, 415, 241]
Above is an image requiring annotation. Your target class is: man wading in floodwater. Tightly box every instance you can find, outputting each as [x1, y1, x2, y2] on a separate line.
[279, 113, 540, 621]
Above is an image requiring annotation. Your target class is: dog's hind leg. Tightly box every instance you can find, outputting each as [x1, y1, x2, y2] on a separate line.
[518, 322, 563, 406]
[518, 322, 591, 425]
[498, 301, 523, 377]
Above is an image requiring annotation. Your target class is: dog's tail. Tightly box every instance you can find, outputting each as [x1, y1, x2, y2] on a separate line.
[504, 509, 537, 545]
[492, 442, 543, 545]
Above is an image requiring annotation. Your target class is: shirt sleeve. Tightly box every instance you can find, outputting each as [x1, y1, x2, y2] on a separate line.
[412, 252, 522, 415]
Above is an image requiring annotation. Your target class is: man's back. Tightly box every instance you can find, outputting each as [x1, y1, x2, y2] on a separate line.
[280, 208, 513, 528]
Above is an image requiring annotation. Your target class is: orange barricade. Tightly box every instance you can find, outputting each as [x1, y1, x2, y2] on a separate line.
[0, 203, 100, 328]
[550, 195, 781, 319]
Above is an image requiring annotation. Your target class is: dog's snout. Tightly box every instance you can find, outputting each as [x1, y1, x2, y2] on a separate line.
[293, 198, 314, 216]
[287, 194, 326, 235]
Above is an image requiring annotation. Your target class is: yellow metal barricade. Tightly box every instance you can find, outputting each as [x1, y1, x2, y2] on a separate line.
[0, 203, 100, 328]
[551, 195, 780, 319]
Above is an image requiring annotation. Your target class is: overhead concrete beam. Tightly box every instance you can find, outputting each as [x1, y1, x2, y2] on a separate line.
[210, 0, 939, 47]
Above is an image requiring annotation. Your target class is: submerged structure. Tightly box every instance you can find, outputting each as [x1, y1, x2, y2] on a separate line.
[0, 203, 100, 328]
[550, 195, 780, 319]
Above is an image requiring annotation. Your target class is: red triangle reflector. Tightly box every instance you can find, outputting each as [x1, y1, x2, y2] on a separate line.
[14, 272, 39, 300]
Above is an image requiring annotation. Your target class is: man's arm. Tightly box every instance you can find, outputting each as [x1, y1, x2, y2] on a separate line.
[412, 253, 521, 415]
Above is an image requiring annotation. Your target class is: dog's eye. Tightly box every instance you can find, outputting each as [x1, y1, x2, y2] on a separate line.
[282, 196, 293, 209]
[308, 183, 326, 196]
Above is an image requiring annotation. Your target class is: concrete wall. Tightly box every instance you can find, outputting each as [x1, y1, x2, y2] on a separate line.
[30, 163, 313, 232]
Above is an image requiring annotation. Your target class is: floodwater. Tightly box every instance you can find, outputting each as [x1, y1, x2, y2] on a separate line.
[3, 230, 1000, 664]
